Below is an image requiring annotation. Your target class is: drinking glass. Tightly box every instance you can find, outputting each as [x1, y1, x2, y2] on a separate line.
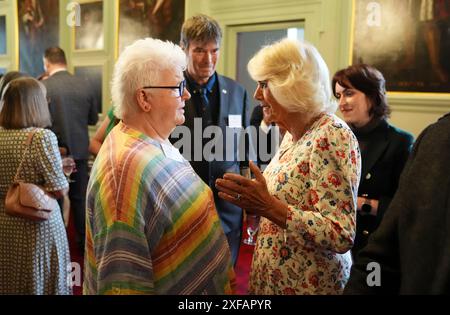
[243, 214, 260, 245]
[62, 156, 77, 182]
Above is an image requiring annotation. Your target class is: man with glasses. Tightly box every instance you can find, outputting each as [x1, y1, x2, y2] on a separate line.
[171, 14, 250, 265]
[84, 38, 235, 294]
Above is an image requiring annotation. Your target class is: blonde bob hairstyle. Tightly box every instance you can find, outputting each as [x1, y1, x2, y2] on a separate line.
[247, 38, 336, 116]
[0, 77, 51, 129]
[112, 38, 187, 119]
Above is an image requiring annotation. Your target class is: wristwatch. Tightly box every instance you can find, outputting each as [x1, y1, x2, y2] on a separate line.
[361, 194, 372, 213]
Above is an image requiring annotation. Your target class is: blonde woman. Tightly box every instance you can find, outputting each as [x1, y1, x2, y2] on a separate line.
[216, 38, 361, 294]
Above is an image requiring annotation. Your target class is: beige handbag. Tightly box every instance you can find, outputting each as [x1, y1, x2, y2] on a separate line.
[4, 130, 58, 222]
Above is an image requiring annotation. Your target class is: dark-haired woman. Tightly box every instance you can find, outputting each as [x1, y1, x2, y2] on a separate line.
[0, 77, 71, 294]
[0, 71, 29, 97]
[332, 64, 414, 257]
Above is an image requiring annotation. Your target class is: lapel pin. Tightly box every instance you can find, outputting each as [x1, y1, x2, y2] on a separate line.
[366, 173, 371, 180]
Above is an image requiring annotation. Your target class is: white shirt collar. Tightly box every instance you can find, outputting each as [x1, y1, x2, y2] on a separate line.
[260, 119, 272, 134]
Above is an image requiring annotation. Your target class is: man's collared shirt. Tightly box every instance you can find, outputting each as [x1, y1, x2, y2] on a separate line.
[185, 72, 219, 125]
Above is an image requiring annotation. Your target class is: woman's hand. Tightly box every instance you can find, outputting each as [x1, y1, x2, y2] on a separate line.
[357, 196, 379, 216]
[49, 187, 68, 200]
[216, 161, 288, 227]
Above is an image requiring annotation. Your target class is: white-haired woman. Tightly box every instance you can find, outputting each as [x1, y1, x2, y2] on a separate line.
[84, 38, 235, 295]
[216, 38, 361, 294]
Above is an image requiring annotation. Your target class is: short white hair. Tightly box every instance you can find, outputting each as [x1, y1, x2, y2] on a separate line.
[247, 38, 336, 116]
[111, 38, 187, 119]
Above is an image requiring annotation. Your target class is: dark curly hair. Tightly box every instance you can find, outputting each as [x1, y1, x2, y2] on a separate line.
[332, 64, 391, 119]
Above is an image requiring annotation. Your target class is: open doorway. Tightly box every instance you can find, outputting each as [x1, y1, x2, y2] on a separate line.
[226, 21, 304, 111]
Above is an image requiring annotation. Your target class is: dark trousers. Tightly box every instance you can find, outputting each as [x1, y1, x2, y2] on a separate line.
[69, 159, 88, 251]
[226, 229, 242, 267]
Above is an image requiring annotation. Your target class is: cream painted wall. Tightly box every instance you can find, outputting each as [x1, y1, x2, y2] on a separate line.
[0, 0, 448, 137]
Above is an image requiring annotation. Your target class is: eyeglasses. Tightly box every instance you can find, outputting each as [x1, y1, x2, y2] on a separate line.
[142, 79, 187, 97]
[257, 81, 268, 89]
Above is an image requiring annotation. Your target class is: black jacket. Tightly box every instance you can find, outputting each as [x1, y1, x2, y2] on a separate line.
[352, 119, 414, 255]
[44, 71, 98, 160]
[345, 113, 450, 294]
[249, 105, 280, 168]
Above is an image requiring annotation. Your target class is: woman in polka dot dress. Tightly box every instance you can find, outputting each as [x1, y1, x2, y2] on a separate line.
[0, 76, 72, 294]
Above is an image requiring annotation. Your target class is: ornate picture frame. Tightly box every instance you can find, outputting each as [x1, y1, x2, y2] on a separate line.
[351, 0, 450, 94]
[118, 0, 185, 53]
[74, 0, 104, 51]
[17, 0, 59, 77]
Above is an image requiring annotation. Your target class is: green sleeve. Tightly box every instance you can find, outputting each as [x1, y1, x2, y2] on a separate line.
[105, 107, 119, 136]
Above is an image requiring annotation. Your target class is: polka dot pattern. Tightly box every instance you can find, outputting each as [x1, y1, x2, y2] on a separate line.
[0, 128, 72, 294]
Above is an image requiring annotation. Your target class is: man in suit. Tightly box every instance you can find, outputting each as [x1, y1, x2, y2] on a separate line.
[345, 113, 450, 294]
[43, 47, 98, 252]
[171, 14, 250, 265]
[249, 104, 284, 171]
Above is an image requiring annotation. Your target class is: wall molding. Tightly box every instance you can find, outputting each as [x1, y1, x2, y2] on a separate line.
[390, 94, 450, 114]
[209, 0, 324, 76]
[210, 0, 322, 15]
[210, 0, 322, 27]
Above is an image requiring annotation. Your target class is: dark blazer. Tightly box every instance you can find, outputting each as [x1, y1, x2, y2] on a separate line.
[345, 113, 450, 294]
[171, 73, 250, 234]
[249, 105, 280, 169]
[44, 71, 98, 160]
[353, 120, 414, 255]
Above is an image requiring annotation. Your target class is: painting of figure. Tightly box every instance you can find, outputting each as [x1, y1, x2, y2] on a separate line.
[118, 0, 185, 53]
[352, 0, 450, 93]
[18, 0, 59, 77]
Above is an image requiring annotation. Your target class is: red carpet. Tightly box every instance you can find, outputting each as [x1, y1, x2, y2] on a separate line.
[66, 215, 255, 295]
[67, 212, 83, 295]
[235, 241, 255, 295]
[234, 219, 256, 295]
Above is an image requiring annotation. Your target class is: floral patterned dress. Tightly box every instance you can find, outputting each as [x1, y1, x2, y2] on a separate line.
[248, 114, 361, 295]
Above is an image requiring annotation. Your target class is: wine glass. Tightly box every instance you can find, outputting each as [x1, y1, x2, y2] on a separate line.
[243, 214, 260, 246]
[62, 156, 77, 182]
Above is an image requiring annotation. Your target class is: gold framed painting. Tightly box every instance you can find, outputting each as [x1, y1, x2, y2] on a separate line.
[351, 0, 450, 93]
[118, 0, 185, 54]
[74, 0, 104, 51]
[18, 0, 59, 77]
